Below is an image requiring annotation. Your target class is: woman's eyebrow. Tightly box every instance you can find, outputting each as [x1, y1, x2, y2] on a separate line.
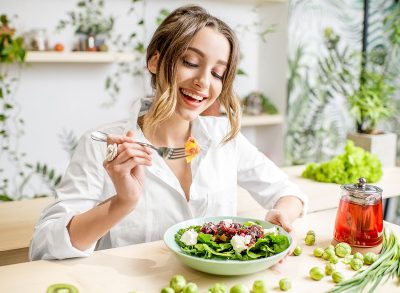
[187, 47, 227, 66]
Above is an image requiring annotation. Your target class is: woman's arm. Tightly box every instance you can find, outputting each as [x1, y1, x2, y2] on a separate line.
[67, 130, 152, 250]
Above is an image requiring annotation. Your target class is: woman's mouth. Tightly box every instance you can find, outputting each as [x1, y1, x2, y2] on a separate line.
[180, 88, 208, 106]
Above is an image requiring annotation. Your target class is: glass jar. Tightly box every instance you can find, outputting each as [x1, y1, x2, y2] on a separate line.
[333, 177, 383, 247]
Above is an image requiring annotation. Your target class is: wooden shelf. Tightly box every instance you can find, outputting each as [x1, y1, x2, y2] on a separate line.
[241, 114, 284, 127]
[25, 52, 135, 63]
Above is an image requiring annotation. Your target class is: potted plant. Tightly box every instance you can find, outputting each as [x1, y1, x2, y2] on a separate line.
[346, 4, 400, 167]
[56, 0, 115, 51]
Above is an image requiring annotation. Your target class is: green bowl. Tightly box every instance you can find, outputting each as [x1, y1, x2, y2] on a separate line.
[163, 216, 293, 276]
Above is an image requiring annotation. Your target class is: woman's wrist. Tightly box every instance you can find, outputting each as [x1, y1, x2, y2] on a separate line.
[272, 196, 303, 222]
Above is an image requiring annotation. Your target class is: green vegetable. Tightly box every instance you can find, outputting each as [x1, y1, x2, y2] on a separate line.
[183, 282, 198, 293]
[353, 252, 364, 261]
[305, 234, 315, 246]
[323, 248, 336, 261]
[230, 284, 249, 293]
[309, 267, 325, 281]
[363, 252, 378, 265]
[313, 247, 324, 257]
[335, 243, 351, 258]
[278, 278, 291, 291]
[328, 229, 400, 293]
[332, 271, 345, 283]
[207, 283, 227, 293]
[293, 246, 302, 256]
[160, 288, 175, 293]
[350, 258, 363, 271]
[46, 284, 79, 293]
[175, 223, 290, 261]
[307, 230, 316, 236]
[252, 280, 268, 293]
[170, 275, 186, 292]
[329, 255, 339, 264]
[325, 263, 336, 276]
[342, 255, 353, 264]
[302, 140, 382, 184]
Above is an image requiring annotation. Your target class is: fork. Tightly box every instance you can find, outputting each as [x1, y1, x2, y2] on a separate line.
[90, 130, 187, 160]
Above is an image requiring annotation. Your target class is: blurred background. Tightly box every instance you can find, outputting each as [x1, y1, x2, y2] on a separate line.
[0, 0, 399, 201]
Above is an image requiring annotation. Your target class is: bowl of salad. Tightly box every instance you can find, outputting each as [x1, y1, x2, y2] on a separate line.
[163, 216, 292, 275]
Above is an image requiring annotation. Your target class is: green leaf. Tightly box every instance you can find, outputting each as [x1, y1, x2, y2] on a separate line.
[0, 194, 13, 201]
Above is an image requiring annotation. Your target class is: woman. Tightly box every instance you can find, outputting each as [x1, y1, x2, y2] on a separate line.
[30, 5, 307, 260]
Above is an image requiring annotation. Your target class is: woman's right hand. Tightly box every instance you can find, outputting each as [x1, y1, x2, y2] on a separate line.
[103, 130, 152, 207]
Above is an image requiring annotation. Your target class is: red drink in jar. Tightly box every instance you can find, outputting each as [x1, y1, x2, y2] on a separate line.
[333, 177, 383, 249]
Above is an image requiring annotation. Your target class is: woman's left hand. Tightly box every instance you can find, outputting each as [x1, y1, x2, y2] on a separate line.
[265, 209, 297, 261]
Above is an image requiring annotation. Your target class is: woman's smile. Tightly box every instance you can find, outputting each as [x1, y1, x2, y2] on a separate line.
[179, 88, 208, 108]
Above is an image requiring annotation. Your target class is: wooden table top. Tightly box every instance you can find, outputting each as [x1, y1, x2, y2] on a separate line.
[0, 208, 399, 293]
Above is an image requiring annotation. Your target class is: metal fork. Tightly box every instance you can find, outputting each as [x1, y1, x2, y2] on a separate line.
[90, 131, 187, 160]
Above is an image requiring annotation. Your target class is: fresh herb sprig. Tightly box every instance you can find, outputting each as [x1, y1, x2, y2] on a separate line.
[328, 229, 400, 293]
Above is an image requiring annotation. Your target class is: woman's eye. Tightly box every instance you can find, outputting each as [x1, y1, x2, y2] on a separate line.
[183, 60, 198, 68]
[212, 71, 224, 80]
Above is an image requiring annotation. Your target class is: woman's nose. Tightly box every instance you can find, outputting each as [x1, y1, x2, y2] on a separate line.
[193, 69, 210, 89]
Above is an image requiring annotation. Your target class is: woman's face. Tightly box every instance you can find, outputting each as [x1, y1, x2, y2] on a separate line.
[175, 26, 230, 121]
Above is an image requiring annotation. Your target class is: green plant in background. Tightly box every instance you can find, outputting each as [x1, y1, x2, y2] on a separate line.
[0, 14, 62, 201]
[56, 0, 114, 37]
[348, 70, 395, 134]
[302, 140, 382, 184]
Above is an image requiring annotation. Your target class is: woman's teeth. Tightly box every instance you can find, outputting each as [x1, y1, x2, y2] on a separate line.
[181, 89, 204, 102]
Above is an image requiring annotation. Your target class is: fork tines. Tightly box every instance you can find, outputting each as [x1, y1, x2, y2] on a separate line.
[167, 148, 187, 160]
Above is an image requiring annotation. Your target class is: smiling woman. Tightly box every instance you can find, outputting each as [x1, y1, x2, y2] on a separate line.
[29, 5, 307, 261]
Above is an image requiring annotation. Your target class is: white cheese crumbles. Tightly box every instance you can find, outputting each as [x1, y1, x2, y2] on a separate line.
[230, 235, 252, 253]
[263, 226, 278, 235]
[222, 219, 233, 227]
[180, 229, 198, 246]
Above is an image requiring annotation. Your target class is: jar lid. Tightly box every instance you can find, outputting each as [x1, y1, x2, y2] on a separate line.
[341, 177, 382, 198]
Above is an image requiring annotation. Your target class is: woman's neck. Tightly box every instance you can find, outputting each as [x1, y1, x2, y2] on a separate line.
[143, 114, 191, 147]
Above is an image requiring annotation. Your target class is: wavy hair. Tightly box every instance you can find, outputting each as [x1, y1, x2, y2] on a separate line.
[143, 5, 241, 143]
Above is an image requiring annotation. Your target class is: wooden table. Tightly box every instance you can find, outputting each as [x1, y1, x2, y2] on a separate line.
[0, 208, 399, 293]
[1, 166, 399, 266]
[0, 197, 54, 265]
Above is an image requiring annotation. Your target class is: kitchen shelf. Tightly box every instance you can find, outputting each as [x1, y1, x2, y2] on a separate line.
[241, 114, 284, 127]
[25, 51, 135, 63]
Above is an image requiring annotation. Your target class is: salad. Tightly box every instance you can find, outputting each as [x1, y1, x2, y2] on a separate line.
[175, 219, 290, 261]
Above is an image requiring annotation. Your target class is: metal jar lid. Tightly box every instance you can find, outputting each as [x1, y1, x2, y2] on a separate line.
[341, 177, 383, 199]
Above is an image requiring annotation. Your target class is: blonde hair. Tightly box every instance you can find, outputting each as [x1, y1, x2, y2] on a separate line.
[143, 5, 241, 143]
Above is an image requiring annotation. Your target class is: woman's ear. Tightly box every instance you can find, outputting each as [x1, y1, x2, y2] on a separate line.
[147, 52, 159, 74]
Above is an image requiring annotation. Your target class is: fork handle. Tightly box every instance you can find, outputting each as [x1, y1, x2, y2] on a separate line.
[91, 131, 157, 151]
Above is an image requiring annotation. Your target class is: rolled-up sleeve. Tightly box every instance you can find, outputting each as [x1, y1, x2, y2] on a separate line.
[235, 132, 308, 216]
[29, 132, 105, 260]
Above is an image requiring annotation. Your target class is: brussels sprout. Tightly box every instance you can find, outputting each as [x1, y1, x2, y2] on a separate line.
[309, 267, 324, 281]
[325, 263, 335, 276]
[329, 255, 339, 264]
[182, 282, 198, 293]
[230, 284, 249, 293]
[326, 245, 334, 251]
[207, 283, 228, 293]
[170, 275, 186, 292]
[313, 247, 324, 257]
[307, 230, 316, 236]
[350, 258, 363, 271]
[293, 246, 302, 256]
[342, 255, 353, 264]
[332, 271, 345, 283]
[323, 249, 335, 261]
[353, 252, 364, 261]
[305, 234, 315, 246]
[364, 252, 379, 265]
[160, 288, 175, 293]
[335, 242, 351, 257]
[46, 284, 79, 293]
[278, 278, 291, 291]
[252, 280, 267, 293]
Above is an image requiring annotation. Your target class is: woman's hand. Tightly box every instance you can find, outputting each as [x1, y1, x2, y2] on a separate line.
[103, 130, 152, 207]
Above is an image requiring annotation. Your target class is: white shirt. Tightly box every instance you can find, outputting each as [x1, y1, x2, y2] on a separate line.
[29, 116, 308, 260]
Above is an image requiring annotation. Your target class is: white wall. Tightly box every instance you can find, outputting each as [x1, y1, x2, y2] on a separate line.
[1, 0, 287, 198]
